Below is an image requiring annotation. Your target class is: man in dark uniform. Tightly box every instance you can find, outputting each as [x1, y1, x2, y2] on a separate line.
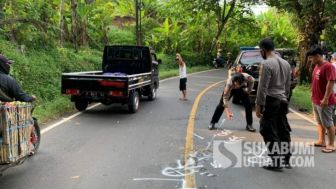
[256, 38, 292, 170]
[209, 72, 256, 132]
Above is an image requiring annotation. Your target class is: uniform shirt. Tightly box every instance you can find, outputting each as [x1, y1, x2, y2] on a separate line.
[312, 61, 336, 105]
[256, 55, 291, 106]
[223, 73, 254, 105]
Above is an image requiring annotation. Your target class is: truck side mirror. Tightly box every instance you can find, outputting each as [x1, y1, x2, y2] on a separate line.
[157, 59, 162, 64]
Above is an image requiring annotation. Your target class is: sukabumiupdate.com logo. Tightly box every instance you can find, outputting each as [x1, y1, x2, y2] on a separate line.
[213, 140, 315, 168]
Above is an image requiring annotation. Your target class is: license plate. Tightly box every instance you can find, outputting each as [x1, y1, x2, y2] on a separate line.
[86, 91, 102, 97]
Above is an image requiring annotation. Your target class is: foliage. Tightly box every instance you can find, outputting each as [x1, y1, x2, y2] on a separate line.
[256, 9, 299, 48]
[263, 0, 336, 82]
[291, 84, 312, 113]
[0, 38, 101, 122]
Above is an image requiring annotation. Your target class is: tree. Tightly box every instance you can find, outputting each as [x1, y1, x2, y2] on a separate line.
[59, 0, 65, 46]
[264, 0, 335, 83]
[181, 0, 256, 54]
[71, 0, 79, 51]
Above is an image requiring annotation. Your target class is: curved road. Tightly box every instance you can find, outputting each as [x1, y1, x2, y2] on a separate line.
[0, 69, 335, 189]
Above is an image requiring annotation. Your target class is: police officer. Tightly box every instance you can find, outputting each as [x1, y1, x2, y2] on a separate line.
[209, 72, 256, 132]
[255, 38, 292, 170]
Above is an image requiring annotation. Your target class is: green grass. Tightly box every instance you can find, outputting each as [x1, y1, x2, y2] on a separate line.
[291, 84, 312, 113]
[34, 96, 75, 123]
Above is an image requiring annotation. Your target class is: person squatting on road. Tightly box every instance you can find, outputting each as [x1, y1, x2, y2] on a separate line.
[0, 54, 36, 154]
[209, 72, 256, 132]
[255, 38, 292, 170]
[307, 46, 336, 153]
[176, 53, 187, 101]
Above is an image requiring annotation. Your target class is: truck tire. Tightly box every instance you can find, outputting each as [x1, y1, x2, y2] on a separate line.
[75, 100, 88, 111]
[148, 87, 157, 101]
[128, 91, 139, 113]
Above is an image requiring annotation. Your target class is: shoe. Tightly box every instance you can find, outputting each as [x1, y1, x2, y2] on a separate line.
[321, 148, 336, 153]
[208, 123, 216, 130]
[310, 143, 326, 147]
[262, 164, 283, 171]
[246, 124, 256, 132]
[284, 162, 292, 169]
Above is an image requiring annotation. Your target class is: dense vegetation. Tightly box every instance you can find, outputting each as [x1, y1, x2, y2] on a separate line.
[0, 0, 335, 120]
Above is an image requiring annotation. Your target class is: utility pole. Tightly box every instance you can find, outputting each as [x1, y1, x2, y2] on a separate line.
[135, 0, 142, 45]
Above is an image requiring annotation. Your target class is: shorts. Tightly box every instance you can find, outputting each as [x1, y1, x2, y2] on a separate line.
[333, 107, 336, 126]
[313, 104, 334, 128]
[179, 78, 187, 91]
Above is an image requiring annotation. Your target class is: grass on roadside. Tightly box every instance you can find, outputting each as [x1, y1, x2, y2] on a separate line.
[291, 84, 312, 113]
[34, 96, 75, 123]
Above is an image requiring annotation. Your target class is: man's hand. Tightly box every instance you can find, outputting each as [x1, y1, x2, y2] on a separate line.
[243, 88, 250, 94]
[320, 98, 328, 108]
[255, 104, 263, 118]
[32, 95, 37, 101]
[225, 108, 233, 120]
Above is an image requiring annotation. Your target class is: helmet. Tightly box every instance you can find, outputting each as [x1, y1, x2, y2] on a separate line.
[0, 54, 13, 74]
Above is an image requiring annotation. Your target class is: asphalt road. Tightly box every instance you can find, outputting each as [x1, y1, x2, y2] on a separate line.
[0, 69, 335, 189]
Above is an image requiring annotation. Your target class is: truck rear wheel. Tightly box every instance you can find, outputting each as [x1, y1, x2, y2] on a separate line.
[128, 91, 139, 113]
[148, 87, 157, 101]
[75, 100, 88, 111]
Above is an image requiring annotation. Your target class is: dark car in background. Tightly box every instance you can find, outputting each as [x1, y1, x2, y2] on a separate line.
[228, 47, 298, 103]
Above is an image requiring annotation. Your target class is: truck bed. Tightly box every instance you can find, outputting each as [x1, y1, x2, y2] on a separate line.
[61, 71, 152, 97]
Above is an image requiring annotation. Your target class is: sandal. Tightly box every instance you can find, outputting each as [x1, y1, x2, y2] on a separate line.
[310, 143, 326, 147]
[321, 148, 336, 153]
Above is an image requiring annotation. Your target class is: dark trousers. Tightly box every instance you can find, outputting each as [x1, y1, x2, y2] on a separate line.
[260, 96, 292, 166]
[210, 88, 253, 125]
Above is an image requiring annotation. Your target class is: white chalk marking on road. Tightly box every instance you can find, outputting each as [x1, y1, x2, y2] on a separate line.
[133, 178, 184, 181]
[193, 133, 204, 140]
[289, 108, 317, 125]
[41, 103, 101, 134]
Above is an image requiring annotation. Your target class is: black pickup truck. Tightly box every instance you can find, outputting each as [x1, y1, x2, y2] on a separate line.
[61, 45, 161, 113]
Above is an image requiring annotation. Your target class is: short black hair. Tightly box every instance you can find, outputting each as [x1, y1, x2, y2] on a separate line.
[306, 45, 323, 56]
[259, 38, 275, 51]
[232, 73, 245, 84]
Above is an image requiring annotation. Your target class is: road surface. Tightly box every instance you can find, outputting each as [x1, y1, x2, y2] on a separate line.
[0, 69, 335, 189]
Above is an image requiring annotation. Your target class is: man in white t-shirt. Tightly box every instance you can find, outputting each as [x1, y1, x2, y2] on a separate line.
[176, 53, 187, 100]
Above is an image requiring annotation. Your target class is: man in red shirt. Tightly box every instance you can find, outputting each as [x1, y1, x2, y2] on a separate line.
[307, 45, 336, 153]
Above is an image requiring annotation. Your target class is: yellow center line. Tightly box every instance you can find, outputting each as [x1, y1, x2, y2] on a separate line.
[184, 80, 225, 188]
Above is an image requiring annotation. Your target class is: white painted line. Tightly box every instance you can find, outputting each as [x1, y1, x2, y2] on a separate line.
[133, 178, 183, 181]
[289, 107, 317, 125]
[41, 103, 101, 134]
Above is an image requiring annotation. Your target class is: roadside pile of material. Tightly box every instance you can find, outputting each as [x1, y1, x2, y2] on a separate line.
[0, 102, 33, 164]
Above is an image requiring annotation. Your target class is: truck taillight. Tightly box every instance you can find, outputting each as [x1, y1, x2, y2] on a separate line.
[108, 91, 124, 97]
[99, 80, 125, 87]
[66, 89, 80, 95]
